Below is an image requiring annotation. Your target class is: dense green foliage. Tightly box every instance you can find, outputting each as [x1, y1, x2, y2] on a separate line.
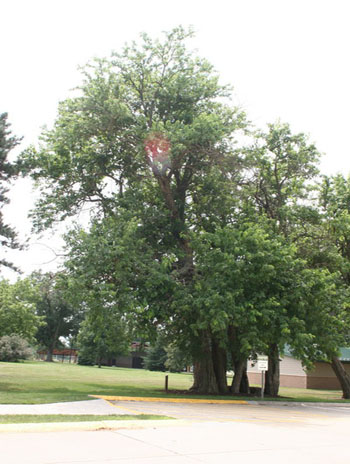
[143, 344, 167, 371]
[0, 279, 42, 341]
[31, 272, 83, 361]
[77, 312, 130, 366]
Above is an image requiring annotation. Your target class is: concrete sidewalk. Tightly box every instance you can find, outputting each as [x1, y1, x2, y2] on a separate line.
[0, 398, 154, 433]
[0, 399, 124, 415]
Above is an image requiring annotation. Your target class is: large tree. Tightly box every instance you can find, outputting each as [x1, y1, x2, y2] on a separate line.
[0, 113, 21, 272]
[32, 272, 82, 362]
[315, 174, 350, 398]
[20, 27, 247, 393]
[242, 122, 322, 395]
[19, 28, 340, 396]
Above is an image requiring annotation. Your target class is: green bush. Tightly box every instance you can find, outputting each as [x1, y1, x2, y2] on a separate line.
[0, 334, 34, 362]
[77, 344, 96, 366]
[165, 342, 192, 373]
[143, 345, 167, 371]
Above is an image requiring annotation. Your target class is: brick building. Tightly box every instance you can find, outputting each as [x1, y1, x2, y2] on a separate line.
[247, 348, 350, 390]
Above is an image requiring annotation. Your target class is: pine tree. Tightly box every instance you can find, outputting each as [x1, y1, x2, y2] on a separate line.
[0, 113, 21, 272]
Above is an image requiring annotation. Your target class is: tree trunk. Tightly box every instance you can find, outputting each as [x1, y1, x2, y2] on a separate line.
[228, 326, 249, 394]
[191, 359, 220, 394]
[190, 332, 219, 394]
[45, 344, 55, 362]
[330, 356, 350, 399]
[231, 359, 246, 394]
[239, 367, 250, 394]
[212, 338, 228, 394]
[264, 343, 280, 397]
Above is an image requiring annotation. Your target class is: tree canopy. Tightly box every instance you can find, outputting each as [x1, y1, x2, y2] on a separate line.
[0, 278, 42, 341]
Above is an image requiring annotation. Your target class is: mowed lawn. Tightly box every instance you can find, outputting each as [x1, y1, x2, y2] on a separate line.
[0, 361, 193, 404]
[0, 361, 346, 404]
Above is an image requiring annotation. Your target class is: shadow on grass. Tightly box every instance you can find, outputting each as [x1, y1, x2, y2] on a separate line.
[0, 382, 25, 392]
[84, 384, 178, 397]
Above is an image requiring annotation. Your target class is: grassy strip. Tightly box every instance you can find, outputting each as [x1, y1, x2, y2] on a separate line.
[0, 361, 348, 404]
[0, 414, 172, 424]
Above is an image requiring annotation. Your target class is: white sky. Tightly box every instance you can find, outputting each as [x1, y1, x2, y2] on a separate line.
[1, 0, 350, 278]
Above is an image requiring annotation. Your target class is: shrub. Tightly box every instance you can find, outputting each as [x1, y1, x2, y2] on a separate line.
[77, 345, 96, 366]
[0, 334, 34, 362]
[165, 342, 192, 373]
[143, 344, 167, 371]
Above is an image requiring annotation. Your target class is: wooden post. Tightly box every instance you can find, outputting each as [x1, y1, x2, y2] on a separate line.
[165, 375, 169, 393]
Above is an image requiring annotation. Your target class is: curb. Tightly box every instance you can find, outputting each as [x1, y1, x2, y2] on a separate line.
[91, 395, 249, 405]
[248, 400, 350, 407]
[92, 395, 350, 408]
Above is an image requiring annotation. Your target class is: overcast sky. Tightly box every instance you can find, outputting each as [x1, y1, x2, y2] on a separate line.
[1, 0, 350, 279]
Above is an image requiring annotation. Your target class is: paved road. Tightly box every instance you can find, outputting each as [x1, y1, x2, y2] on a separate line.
[2, 397, 349, 425]
[1, 415, 350, 463]
[1, 400, 350, 463]
[107, 398, 350, 425]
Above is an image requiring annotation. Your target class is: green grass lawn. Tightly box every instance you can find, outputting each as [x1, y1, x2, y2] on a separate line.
[0, 361, 193, 404]
[275, 386, 347, 402]
[0, 361, 347, 404]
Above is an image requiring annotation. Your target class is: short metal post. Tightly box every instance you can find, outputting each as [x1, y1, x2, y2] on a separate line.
[165, 375, 169, 392]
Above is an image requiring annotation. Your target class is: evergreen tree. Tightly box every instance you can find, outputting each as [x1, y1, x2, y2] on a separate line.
[0, 113, 21, 272]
